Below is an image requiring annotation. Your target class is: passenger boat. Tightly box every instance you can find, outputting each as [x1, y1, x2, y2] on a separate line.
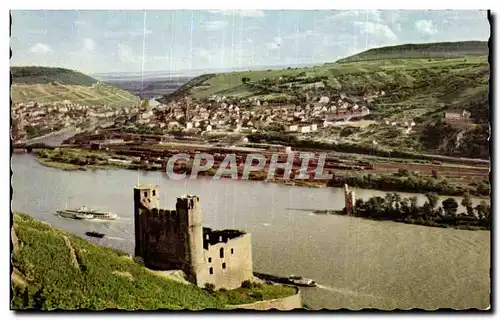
[56, 206, 118, 220]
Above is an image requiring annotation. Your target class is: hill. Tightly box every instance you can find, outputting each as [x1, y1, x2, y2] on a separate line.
[159, 41, 489, 159]
[11, 66, 140, 106]
[336, 41, 489, 63]
[11, 213, 296, 310]
[11, 66, 98, 85]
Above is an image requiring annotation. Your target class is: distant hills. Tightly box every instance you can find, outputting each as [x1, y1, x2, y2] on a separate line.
[10, 66, 139, 106]
[337, 41, 489, 63]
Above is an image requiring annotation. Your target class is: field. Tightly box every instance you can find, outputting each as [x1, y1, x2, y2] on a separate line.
[11, 82, 139, 106]
[11, 66, 140, 106]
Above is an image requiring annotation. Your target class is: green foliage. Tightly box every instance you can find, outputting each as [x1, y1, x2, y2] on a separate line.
[11, 213, 224, 310]
[425, 192, 440, 210]
[328, 172, 488, 197]
[37, 149, 109, 167]
[353, 192, 490, 230]
[204, 283, 216, 293]
[25, 125, 52, 139]
[11, 213, 297, 310]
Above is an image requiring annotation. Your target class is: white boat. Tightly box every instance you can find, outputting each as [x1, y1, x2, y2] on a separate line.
[57, 206, 118, 220]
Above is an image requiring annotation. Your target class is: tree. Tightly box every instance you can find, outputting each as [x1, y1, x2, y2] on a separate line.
[393, 193, 402, 211]
[241, 77, 250, 84]
[431, 169, 439, 179]
[384, 193, 394, 211]
[425, 192, 439, 211]
[461, 192, 474, 216]
[409, 196, 418, 214]
[442, 198, 459, 217]
[475, 200, 490, 220]
[396, 168, 410, 177]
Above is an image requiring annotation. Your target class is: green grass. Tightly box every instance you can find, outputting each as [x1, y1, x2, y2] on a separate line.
[36, 158, 83, 171]
[11, 213, 298, 310]
[11, 213, 225, 310]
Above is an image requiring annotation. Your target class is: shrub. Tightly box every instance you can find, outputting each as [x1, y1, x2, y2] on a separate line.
[133, 256, 144, 266]
[204, 283, 216, 293]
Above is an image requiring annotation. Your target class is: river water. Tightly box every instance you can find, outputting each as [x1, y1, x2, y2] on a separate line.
[11, 153, 490, 310]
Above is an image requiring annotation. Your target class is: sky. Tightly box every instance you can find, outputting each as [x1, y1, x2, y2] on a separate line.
[10, 10, 490, 74]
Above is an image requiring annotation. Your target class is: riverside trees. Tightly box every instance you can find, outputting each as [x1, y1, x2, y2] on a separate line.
[352, 192, 490, 230]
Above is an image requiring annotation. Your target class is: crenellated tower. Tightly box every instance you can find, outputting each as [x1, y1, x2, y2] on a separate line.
[176, 195, 205, 285]
[133, 184, 160, 257]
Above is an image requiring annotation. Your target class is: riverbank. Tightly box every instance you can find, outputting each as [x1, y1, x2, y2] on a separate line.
[34, 148, 489, 197]
[327, 172, 490, 198]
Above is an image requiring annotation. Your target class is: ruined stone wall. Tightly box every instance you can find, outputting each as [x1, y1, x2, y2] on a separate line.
[137, 208, 192, 274]
[200, 233, 253, 290]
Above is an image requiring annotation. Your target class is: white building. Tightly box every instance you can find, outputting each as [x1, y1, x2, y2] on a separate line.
[299, 126, 311, 133]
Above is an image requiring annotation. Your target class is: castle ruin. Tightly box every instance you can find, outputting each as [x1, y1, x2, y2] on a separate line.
[133, 184, 253, 289]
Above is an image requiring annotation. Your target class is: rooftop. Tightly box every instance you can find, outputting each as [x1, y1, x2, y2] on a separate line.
[134, 183, 158, 190]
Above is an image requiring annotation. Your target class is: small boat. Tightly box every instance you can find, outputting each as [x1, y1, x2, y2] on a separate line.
[287, 275, 317, 287]
[85, 231, 105, 238]
[57, 206, 118, 220]
[253, 272, 317, 287]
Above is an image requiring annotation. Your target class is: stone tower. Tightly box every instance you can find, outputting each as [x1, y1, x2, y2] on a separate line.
[176, 195, 205, 286]
[133, 184, 160, 257]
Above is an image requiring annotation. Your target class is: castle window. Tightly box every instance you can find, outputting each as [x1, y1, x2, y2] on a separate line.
[222, 263, 226, 269]
[209, 267, 213, 275]
[152, 190, 156, 196]
[231, 248, 234, 254]
[144, 191, 147, 197]
[208, 257, 212, 263]
[220, 248, 224, 258]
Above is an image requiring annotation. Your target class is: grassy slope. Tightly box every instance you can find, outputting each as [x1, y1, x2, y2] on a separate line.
[11, 66, 139, 106]
[11, 213, 296, 310]
[336, 41, 489, 63]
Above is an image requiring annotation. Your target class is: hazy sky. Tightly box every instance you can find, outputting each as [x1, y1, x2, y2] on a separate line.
[10, 10, 490, 74]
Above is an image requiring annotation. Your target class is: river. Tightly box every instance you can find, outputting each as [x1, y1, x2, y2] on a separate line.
[11, 153, 490, 310]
